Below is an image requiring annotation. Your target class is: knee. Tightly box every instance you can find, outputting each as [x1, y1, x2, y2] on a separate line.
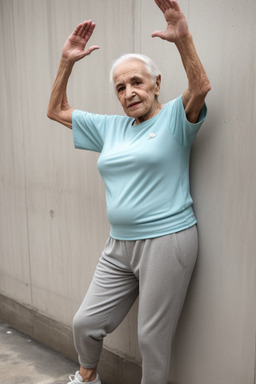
[73, 309, 93, 336]
[73, 309, 106, 341]
[73, 310, 85, 337]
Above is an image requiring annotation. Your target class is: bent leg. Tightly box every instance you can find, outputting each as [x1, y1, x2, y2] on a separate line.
[137, 226, 198, 384]
[73, 237, 139, 369]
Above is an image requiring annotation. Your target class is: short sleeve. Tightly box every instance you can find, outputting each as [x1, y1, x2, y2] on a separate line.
[72, 110, 107, 153]
[170, 95, 207, 147]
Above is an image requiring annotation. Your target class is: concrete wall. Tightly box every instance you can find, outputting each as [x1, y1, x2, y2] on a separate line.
[0, 1, 255, 383]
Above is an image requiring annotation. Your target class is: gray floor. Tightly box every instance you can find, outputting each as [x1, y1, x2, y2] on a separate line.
[0, 321, 106, 384]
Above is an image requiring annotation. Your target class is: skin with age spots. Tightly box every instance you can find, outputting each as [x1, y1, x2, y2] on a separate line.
[113, 59, 162, 125]
[47, 0, 210, 381]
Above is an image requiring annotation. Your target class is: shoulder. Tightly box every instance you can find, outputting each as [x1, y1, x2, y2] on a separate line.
[73, 110, 131, 125]
[164, 95, 207, 123]
[161, 95, 183, 112]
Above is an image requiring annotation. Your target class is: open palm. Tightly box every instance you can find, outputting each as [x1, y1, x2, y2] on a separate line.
[152, 0, 189, 42]
[62, 20, 99, 63]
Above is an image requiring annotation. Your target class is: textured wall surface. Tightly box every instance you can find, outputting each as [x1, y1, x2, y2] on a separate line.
[0, 1, 255, 383]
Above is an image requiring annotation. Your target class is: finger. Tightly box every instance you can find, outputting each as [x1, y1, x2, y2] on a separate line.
[162, 0, 172, 9]
[79, 20, 93, 38]
[85, 22, 96, 40]
[73, 21, 89, 37]
[73, 22, 85, 36]
[156, 0, 181, 12]
[151, 30, 165, 39]
[86, 45, 100, 54]
[81, 21, 96, 41]
[169, 0, 181, 11]
[82, 45, 100, 57]
[154, 0, 168, 13]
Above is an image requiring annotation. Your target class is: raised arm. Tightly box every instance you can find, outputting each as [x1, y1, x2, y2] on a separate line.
[152, 0, 211, 123]
[47, 20, 99, 129]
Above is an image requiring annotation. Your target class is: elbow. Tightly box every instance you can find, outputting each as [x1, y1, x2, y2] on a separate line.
[201, 78, 211, 97]
[47, 107, 58, 121]
[47, 111, 54, 120]
[188, 78, 211, 104]
[204, 83, 211, 96]
[47, 106, 54, 120]
[192, 81, 211, 107]
[46, 107, 73, 129]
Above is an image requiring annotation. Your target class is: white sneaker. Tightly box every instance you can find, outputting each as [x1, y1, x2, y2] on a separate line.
[67, 371, 101, 384]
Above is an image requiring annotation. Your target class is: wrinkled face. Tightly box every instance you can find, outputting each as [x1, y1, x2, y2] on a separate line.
[113, 59, 161, 124]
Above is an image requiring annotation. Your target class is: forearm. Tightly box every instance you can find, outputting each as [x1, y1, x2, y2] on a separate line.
[175, 34, 211, 98]
[47, 58, 74, 127]
[175, 34, 211, 122]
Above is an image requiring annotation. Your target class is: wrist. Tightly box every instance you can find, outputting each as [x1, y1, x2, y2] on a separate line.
[174, 33, 193, 49]
[60, 55, 75, 69]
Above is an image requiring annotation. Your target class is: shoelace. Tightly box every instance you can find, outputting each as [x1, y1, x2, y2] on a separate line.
[67, 375, 81, 384]
[67, 373, 100, 384]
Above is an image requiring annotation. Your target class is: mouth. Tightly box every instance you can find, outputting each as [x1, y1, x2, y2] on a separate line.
[127, 101, 142, 109]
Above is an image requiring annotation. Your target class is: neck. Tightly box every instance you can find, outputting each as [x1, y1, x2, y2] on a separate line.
[134, 102, 162, 125]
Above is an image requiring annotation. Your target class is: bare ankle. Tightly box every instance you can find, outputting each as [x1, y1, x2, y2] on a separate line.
[79, 366, 97, 382]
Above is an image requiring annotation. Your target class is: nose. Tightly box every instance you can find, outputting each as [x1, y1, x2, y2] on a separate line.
[125, 85, 135, 100]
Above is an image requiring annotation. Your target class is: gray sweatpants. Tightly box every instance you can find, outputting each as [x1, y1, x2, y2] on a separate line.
[73, 225, 198, 384]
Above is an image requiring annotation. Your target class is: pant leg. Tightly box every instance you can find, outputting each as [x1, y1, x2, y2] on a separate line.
[136, 225, 198, 384]
[73, 237, 139, 368]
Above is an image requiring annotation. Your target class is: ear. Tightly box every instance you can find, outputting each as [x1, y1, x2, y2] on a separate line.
[155, 74, 161, 96]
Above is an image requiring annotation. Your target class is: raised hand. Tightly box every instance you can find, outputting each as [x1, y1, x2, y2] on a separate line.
[152, 0, 189, 43]
[62, 20, 99, 63]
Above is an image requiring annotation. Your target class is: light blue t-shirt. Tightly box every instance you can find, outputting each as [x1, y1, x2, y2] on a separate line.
[72, 95, 207, 240]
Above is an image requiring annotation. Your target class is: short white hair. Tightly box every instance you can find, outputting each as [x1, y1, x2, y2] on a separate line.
[110, 53, 161, 85]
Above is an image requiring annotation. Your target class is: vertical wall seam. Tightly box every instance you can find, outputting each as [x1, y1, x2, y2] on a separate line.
[22, 130, 33, 309]
[134, 0, 141, 53]
[254, 332, 256, 384]
[12, 1, 34, 308]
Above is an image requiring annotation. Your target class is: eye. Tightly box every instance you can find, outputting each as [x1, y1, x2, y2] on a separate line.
[117, 86, 125, 93]
[134, 80, 142, 86]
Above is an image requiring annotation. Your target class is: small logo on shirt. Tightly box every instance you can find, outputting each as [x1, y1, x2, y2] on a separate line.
[148, 133, 156, 140]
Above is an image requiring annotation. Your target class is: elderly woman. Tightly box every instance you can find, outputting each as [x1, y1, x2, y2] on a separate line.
[47, 1, 210, 383]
